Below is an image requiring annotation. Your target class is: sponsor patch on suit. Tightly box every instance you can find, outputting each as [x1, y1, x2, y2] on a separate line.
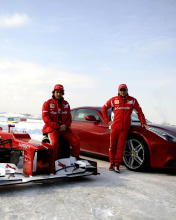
[50, 104, 55, 108]
[127, 100, 133, 104]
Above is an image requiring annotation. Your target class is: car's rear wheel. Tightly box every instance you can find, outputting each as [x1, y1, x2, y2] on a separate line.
[123, 137, 149, 171]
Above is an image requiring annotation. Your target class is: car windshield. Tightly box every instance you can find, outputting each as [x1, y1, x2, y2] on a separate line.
[96, 107, 112, 119]
[131, 113, 140, 122]
[95, 107, 149, 123]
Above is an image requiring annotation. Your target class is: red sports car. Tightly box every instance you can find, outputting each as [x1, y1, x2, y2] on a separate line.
[71, 106, 176, 171]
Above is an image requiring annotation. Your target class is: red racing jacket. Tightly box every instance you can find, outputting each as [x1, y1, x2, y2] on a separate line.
[42, 97, 72, 134]
[102, 94, 147, 131]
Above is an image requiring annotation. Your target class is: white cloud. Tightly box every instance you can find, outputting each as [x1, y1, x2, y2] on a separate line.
[0, 59, 94, 88]
[0, 59, 95, 113]
[0, 13, 30, 27]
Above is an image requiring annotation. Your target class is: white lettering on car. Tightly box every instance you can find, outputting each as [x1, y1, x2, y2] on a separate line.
[24, 155, 31, 164]
[19, 143, 30, 149]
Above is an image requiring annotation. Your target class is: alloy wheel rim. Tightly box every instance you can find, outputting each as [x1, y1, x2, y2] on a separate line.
[123, 139, 145, 169]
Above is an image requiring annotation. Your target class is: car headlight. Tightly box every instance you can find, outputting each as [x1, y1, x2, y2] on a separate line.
[146, 127, 176, 143]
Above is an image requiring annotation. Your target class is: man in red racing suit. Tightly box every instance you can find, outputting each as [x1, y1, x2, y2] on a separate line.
[102, 84, 148, 173]
[42, 84, 80, 160]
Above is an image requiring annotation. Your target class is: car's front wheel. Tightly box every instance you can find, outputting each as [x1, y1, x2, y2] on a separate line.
[123, 137, 149, 171]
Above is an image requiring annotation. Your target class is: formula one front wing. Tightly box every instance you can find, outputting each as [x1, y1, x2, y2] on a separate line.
[0, 157, 98, 186]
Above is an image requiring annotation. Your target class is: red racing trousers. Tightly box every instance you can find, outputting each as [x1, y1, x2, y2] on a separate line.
[109, 129, 128, 164]
[48, 130, 80, 160]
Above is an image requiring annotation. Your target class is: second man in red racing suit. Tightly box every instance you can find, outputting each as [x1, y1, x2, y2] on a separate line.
[102, 84, 147, 173]
[42, 84, 80, 160]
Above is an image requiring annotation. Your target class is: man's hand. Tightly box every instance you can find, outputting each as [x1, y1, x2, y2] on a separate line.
[108, 121, 113, 125]
[142, 124, 150, 128]
[59, 124, 67, 131]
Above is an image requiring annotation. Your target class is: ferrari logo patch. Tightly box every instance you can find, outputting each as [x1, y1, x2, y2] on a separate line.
[115, 100, 119, 104]
[50, 104, 55, 108]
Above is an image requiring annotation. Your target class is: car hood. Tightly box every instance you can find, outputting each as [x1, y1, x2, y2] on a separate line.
[131, 122, 176, 137]
[147, 123, 176, 137]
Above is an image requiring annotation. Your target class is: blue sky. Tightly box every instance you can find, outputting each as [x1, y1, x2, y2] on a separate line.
[0, 0, 176, 125]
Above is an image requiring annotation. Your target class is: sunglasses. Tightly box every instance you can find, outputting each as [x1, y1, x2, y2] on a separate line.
[120, 88, 127, 91]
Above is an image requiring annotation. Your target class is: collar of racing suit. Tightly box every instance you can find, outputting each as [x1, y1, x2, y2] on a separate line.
[57, 97, 63, 104]
[118, 94, 128, 101]
[52, 96, 63, 104]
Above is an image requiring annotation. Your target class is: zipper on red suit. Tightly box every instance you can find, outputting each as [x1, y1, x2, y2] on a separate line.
[58, 102, 62, 125]
[121, 95, 128, 130]
[122, 98, 125, 130]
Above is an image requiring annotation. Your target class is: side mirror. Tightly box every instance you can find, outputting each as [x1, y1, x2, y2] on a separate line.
[85, 115, 97, 122]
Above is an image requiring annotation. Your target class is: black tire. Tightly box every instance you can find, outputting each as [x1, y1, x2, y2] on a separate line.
[123, 137, 150, 171]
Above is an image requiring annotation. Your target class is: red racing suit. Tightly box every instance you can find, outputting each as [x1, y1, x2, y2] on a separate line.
[42, 97, 80, 160]
[102, 94, 147, 164]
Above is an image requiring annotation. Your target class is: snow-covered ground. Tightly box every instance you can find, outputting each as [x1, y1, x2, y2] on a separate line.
[0, 116, 44, 142]
[0, 157, 176, 220]
[0, 112, 42, 120]
[0, 115, 176, 220]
